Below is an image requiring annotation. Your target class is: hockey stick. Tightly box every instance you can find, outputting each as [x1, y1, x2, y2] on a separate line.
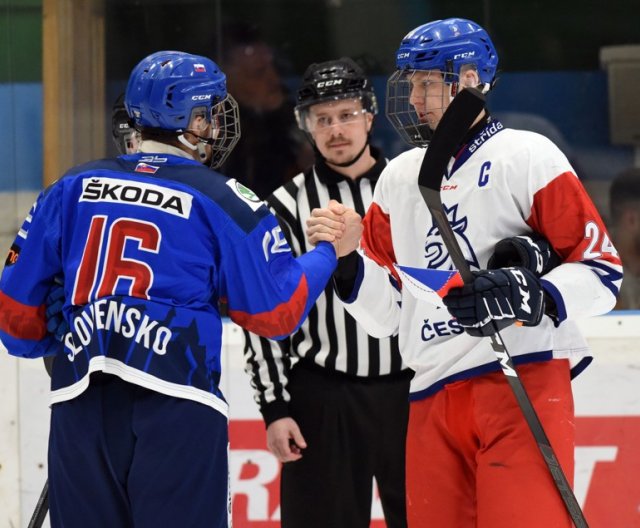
[27, 479, 49, 528]
[27, 356, 56, 527]
[417, 87, 588, 528]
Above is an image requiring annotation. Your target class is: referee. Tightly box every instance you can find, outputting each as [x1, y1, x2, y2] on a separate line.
[243, 57, 412, 528]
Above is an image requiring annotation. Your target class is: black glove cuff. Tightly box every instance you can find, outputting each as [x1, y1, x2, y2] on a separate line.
[333, 250, 360, 299]
[543, 290, 559, 321]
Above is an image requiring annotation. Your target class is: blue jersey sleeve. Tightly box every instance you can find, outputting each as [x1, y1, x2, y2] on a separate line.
[214, 185, 337, 340]
[0, 185, 62, 358]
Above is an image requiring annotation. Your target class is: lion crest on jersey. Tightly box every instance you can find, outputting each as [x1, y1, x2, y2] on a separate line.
[424, 203, 479, 270]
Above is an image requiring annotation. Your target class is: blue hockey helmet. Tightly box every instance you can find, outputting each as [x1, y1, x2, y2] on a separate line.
[386, 19, 497, 148]
[125, 51, 240, 168]
[125, 51, 226, 131]
[395, 18, 498, 87]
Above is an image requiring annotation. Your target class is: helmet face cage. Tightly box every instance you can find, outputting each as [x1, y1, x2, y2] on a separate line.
[208, 94, 241, 169]
[111, 94, 141, 155]
[112, 115, 141, 155]
[386, 69, 459, 148]
[122, 130, 142, 155]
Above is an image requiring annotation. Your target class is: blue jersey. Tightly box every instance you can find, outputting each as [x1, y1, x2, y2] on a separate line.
[0, 152, 336, 414]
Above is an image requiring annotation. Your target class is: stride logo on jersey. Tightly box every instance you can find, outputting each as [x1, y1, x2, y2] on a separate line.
[467, 120, 504, 153]
[80, 177, 193, 218]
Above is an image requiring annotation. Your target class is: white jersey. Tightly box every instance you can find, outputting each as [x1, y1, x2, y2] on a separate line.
[342, 120, 623, 400]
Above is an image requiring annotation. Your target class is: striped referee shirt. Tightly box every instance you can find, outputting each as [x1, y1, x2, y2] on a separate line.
[243, 148, 405, 425]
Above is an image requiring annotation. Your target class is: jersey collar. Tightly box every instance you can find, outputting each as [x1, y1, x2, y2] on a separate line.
[448, 114, 505, 178]
[138, 140, 195, 160]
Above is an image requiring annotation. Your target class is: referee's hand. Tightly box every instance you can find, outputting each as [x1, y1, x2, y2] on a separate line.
[266, 417, 307, 463]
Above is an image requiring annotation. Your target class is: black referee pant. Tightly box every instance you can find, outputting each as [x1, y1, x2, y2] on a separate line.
[280, 360, 412, 528]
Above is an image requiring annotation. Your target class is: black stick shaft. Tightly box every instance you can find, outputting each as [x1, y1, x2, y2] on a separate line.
[27, 479, 49, 528]
[27, 359, 55, 526]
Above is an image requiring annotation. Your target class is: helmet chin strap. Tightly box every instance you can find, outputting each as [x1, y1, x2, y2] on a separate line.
[178, 133, 209, 163]
[195, 142, 208, 162]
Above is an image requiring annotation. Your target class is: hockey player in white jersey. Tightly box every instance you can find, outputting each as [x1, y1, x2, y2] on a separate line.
[307, 17, 622, 528]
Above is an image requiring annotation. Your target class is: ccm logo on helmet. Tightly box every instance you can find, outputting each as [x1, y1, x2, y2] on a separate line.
[317, 79, 343, 88]
[453, 51, 476, 60]
[397, 52, 410, 59]
[191, 94, 212, 101]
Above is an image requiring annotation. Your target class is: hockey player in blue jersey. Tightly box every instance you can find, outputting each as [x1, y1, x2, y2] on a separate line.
[0, 50, 362, 528]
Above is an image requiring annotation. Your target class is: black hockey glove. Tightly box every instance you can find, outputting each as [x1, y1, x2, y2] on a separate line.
[443, 267, 545, 337]
[487, 233, 560, 276]
[45, 283, 69, 342]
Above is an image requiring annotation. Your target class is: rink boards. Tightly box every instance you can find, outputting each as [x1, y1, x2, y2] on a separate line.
[0, 312, 638, 527]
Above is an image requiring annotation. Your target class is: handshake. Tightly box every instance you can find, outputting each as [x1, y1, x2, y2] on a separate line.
[306, 199, 363, 258]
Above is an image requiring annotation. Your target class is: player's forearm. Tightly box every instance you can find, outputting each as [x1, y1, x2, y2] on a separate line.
[337, 255, 401, 338]
[229, 242, 336, 339]
[541, 262, 620, 321]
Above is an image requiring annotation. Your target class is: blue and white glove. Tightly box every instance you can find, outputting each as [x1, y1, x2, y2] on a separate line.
[487, 233, 560, 276]
[45, 283, 69, 342]
[443, 267, 545, 337]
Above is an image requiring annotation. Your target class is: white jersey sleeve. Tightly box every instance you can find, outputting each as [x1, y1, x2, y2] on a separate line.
[340, 251, 402, 338]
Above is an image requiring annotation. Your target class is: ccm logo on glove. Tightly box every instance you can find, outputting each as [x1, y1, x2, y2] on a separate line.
[511, 268, 532, 314]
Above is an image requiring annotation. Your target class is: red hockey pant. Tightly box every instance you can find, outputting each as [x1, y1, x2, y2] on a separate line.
[406, 359, 575, 528]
